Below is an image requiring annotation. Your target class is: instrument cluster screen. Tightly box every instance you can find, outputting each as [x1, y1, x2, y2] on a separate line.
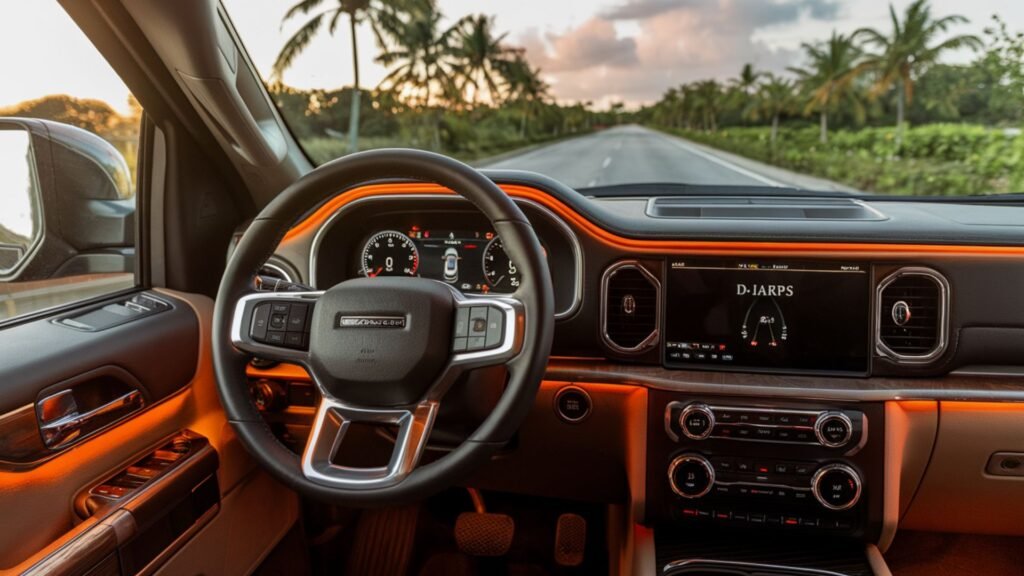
[359, 227, 526, 294]
[664, 259, 870, 374]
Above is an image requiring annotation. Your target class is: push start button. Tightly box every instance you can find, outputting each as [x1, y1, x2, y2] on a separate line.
[554, 386, 592, 423]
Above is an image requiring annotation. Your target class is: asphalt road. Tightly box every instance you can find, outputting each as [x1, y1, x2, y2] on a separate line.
[481, 124, 789, 190]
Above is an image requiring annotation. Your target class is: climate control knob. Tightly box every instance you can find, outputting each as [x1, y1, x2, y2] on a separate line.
[678, 403, 716, 440]
[668, 454, 715, 499]
[815, 412, 853, 448]
[811, 463, 862, 511]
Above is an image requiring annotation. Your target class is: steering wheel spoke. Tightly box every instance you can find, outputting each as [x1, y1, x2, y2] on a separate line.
[230, 290, 323, 364]
[301, 397, 438, 489]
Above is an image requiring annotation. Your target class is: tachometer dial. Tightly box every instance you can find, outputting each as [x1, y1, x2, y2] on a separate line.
[482, 236, 520, 292]
[361, 231, 419, 277]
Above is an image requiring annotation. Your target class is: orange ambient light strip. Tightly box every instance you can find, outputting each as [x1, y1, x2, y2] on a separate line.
[282, 182, 1024, 257]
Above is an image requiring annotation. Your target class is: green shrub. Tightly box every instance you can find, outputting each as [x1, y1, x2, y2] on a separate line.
[663, 124, 1024, 196]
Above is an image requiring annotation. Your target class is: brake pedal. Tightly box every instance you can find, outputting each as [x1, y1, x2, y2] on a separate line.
[554, 513, 586, 567]
[455, 511, 515, 557]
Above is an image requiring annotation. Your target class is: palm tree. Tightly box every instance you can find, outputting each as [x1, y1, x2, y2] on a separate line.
[501, 54, 549, 137]
[375, 3, 461, 147]
[450, 15, 516, 106]
[749, 74, 798, 149]
[273, 0, 385, 153]
[692, 80, 723, 131]
[731, 63, 763, 96]
[789, 31, 864, 143]
[853, 0, 982, 146]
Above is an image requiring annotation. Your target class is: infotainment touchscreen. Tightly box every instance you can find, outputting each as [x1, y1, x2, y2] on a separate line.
[663, 259, 870, 374]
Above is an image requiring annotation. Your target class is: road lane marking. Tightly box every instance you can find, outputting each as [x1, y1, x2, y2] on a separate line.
[602, 156, 612, 168]
[587, 178, 598, 187]
[659, 132, 785, 187]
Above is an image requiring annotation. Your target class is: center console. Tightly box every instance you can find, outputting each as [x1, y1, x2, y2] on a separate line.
[646, 391, 886, 571]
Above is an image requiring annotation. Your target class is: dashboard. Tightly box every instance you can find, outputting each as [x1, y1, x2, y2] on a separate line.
[267, 181, 1024, 381]
[255, 176, 1024, 556]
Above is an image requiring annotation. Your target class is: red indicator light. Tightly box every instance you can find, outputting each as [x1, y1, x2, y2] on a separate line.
[784, 518, 799, 525]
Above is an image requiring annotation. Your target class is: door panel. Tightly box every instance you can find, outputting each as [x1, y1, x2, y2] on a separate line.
[0, 294, 199, 425]
[0, 291, 298, 574]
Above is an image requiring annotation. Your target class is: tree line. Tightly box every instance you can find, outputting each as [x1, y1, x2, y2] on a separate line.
[639, 1, 1024, 149]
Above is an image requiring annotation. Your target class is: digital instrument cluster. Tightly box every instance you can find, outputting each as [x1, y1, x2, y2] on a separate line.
[359, 227, 526, 294]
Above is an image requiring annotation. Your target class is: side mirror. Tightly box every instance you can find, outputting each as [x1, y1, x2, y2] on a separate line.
[0, 118, 135, 281]
[0, 125, 43, 280]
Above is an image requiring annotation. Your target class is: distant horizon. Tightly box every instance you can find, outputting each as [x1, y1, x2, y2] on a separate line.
[1, 1, 1021, 114]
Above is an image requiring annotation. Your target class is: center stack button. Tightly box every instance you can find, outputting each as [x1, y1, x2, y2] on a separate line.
[679, 403, 716, 440]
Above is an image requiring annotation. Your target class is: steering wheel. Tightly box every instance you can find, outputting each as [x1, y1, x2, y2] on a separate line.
[212, 149, 554, 506]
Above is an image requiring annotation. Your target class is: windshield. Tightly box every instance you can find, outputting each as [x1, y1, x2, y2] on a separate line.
[225, 0, 1024, 196]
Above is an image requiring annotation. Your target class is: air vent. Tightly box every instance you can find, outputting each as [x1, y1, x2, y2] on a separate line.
[601, 261, 660, 353]
[876, 267, 949, 363]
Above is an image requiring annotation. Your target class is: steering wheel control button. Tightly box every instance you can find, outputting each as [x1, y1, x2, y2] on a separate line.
[247, 299, 315, 349]
[812, 464, 862, 511]
[287, 303, 308, 331]
[679, 404, 715, 440]
[455, 307, 470, 337]
[270, 313, 287, 331]
[485, 307, 504, 348]
[668, 454, 714, 499]
[815, 412, 854, 448]
[469, 307, 489, 335]
[251, 303, 270, 341]
[554, 386, 591, 423]
[453, 305, 506, 353]
[284, 332, 306, 349]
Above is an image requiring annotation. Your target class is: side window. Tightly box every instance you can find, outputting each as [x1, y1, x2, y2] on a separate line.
[0, 3, 140, 322]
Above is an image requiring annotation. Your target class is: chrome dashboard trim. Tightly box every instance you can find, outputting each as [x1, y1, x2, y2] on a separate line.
[874, 266, 950, 364]
[306, 194, 583, 319]
[600, 260, 661, 354]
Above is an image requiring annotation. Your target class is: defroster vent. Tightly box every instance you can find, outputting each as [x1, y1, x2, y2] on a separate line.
[876, 267, 949, 363]
[601, 261, 660, 353]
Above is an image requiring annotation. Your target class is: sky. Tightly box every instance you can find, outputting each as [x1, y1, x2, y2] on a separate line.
[0, 0, 1021, 114]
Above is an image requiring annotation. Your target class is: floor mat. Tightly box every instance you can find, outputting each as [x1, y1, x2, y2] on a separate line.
[345, 505, 421, 576]
[885, 531, 1024, 576]
[410, 489, 606, 576]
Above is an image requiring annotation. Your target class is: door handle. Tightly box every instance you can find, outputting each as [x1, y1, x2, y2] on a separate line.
[37, 389, 144, 449]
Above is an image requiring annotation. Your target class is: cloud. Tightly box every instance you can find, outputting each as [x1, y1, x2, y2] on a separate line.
[531, 18, 639, 72]
[519, 0, 843, 106]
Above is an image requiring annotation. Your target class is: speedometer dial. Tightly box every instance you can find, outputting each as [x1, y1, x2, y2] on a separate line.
[482, 237, 520, 291]
[361, 231, 419, 277]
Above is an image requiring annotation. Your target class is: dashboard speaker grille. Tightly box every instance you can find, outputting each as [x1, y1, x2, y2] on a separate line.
[602, 262, 659, 353]
[877, 268, 948, 362]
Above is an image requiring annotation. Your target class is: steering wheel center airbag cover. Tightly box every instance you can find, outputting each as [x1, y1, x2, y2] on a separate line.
[309, 276, 454, 405]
